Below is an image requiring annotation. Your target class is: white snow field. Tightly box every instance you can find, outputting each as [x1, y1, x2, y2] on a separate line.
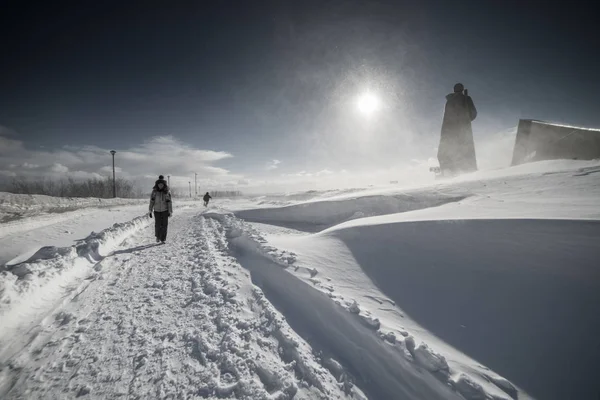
[0, 192, 147, 222]
[1, 159, 599, 399]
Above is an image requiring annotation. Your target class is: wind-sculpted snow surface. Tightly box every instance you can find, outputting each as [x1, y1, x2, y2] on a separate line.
[328, 218, 600, 400]
[206, 212, 519, 400]
[235, 192, 467, 232]
[228, 235, 462, 400]
[237, 212, 600, 399]
[249, 188, 368, 207]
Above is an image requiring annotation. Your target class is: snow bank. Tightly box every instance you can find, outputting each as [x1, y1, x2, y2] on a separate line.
[264, 217, 600, 400]
[328, 218, 600, 400]
[235, 191, 467, 232]
[463, 158, 600, 180]
[249, 188, 368, 206]
[208, 214, 520, 399]
[0, 214, 151, 353]
[207, 212, 521, 399]
[216, 161, 600, 399]
[218, 223, 463, 400]
[231, 160, 600, 234]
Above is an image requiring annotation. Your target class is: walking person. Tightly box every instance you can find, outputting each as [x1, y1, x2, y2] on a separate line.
[203, 192, 212, 207]
[438, 83, 478, 176]
[149, 175, 172, 243]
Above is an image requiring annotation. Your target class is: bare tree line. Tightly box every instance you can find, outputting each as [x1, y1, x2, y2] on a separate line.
[6, 177, 144, 198]
[3, 177, 245, 199]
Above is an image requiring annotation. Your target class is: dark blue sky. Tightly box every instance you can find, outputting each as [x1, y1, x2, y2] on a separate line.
[1, 0, 598, 179]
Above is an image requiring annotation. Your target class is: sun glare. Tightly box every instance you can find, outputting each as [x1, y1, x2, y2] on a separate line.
[356, 92, 380, 116]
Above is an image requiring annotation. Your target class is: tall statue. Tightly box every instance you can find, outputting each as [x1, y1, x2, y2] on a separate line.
[438, 83, 478, 175]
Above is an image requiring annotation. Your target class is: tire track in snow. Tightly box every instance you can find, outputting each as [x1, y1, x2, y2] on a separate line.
[2, 212, 352, 399]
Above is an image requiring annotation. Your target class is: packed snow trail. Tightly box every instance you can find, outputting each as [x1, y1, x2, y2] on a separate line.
[1, 211, 356, 399]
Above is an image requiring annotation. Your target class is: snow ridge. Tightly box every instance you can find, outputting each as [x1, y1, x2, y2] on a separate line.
[206, 212, 507, 400]
[235, 192, 468, 232]
[0, 214, 151, 352]
[205, 213, 518, 400]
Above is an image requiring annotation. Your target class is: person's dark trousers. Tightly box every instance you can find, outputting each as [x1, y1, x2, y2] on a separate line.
[154, 211, 169, 241]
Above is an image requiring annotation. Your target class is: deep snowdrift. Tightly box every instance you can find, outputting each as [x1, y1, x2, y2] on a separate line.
[234, 160, 600, 229]
[231, 235, 463, 400]
[205, 212, 467, 400]
[207, 212, 526, 400]
[227, 160, 600, 400]
[235, 192, 468, 232]
[239, 217, 600, 399]
[325, 218, 600, 400]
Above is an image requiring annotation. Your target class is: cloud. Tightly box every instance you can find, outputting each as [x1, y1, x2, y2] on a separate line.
[282, 170, 315, 177]
[266, 159, 282, 170]
[0, 125, 17, 137]
[22, 163, 40, 169]
[50, 163, 69, 173]
[316, 169, 334, 176]
[0, 135, 242, 191]
[99, 166, 123, 174]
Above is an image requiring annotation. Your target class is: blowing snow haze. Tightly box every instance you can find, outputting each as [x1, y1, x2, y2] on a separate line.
[2, 2, 600, 400]
[0, 0, 599, 192]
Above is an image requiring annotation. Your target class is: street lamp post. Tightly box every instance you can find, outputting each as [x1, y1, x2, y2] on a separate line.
[167, 175, 170, 186]
[194, 173, 197, 197]
[110, 150, 116, 198]
[188, 181, 192, 198]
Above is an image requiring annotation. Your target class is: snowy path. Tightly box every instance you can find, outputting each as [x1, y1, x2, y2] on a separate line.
[1, 211, 354, 399]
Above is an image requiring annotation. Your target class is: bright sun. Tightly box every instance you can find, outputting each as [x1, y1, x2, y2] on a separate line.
[356, 92, 380, 116]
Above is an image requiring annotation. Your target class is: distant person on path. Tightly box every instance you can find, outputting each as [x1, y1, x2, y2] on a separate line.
[149, 175, 172, 243]
[438, 83, 478, 176]
[203, 192, 212, 207]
